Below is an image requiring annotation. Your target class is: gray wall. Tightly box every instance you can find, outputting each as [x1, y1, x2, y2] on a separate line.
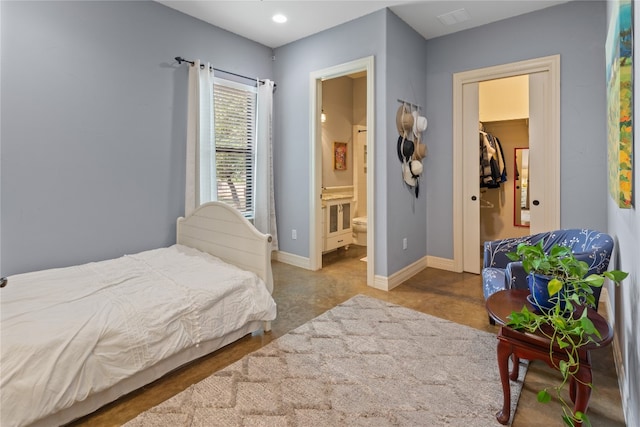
[0, 1, 614, 278]
[1, 1, 637, 423]
[272, 9, 428, 276]
[0, 0, 273, 275]
[0, 1, 272, 275]
[321, 77, 354, 189]
[272, 10, 389, 271]
[424, 0, 608, 259]
[384, 11, 428, 274]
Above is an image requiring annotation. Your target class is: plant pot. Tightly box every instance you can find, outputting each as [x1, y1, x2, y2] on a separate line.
[527, 273, 564, 312]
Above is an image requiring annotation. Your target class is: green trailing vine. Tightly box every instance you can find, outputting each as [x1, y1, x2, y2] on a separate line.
[505, 241, 628, 427]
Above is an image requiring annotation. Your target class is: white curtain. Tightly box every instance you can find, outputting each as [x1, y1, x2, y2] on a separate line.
[185, 60, 215, 217]
[255, 80, 278, 250]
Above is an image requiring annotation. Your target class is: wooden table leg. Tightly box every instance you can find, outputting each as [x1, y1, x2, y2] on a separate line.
[496, 337, 513, 425]
[571, 366, 593, 426]
[510, 354, 520, 381]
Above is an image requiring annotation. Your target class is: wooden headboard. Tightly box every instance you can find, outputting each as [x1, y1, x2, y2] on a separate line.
[176, 202, 274, 294]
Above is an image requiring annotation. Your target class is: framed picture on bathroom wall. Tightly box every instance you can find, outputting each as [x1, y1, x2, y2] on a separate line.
[334, 142, 347, 170]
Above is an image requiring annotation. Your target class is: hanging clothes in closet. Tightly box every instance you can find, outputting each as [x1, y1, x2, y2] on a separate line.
[479, 123, 507, 188]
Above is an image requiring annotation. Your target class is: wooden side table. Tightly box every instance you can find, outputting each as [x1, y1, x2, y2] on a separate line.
[485, 289, 613, 426]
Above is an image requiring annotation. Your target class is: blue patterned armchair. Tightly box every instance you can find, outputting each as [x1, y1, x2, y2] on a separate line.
[482, 229, 615, 310]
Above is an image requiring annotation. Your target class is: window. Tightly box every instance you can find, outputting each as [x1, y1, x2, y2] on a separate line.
[212, 78, 257, 218]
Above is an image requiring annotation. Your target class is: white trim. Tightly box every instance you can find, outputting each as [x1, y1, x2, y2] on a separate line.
[309, 56, 375, 287]
[452, 55, 560, 272]
[213, 76, 258, 93]
[426, 256, 457, 272]
[309, 75, 323, 271]
[370, 256, 428, 291]
[272, 250, 311, 270]
[599, 287, 626, 410]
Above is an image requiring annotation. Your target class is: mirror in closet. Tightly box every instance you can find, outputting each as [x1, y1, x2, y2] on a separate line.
[514, 147, 530, 227]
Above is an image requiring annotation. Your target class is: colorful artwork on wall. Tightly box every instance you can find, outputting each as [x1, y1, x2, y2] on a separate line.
[606, 0, 634, 208]
[334, 142, 347, 170]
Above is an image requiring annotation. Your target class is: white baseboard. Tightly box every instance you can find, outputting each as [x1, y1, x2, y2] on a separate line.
[272, 250, 311, 270]
[426, 256, 458, 272]
[600, 287, 612, 320]
[600, 287, 627, 424]
[272, 252, 455, 292]
[370, 256, 428, 291]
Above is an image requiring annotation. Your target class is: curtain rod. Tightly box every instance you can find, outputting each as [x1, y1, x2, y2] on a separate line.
[174, 56, 276, 88]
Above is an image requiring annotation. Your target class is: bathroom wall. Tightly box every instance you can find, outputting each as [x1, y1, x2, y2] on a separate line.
[353, 76, 367, 126]
[322, 77, 354, 188]
[353, 76, 367, 219]
[321, 76, 367, 215]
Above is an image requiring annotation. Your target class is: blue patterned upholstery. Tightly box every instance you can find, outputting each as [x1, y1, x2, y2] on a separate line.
[482, 229, 614, 310]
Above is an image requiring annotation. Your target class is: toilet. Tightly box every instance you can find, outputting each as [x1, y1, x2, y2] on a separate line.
[352, 216, 367, 246]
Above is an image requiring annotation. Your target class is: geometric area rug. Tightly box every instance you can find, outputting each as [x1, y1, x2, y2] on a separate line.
[124, 295, 527, 427]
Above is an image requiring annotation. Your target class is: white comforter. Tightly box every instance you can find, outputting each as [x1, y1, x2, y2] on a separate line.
[0, 245, 277, 427]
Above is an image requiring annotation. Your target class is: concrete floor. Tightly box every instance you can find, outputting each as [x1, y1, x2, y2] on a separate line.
[72, 245, 625, 426]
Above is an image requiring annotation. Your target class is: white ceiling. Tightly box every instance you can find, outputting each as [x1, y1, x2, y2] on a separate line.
[157, 1, 570, 49]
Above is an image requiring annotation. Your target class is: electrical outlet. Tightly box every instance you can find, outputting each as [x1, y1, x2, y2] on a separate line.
[292, 229, 297, 240]
[402, 238, 407, 250]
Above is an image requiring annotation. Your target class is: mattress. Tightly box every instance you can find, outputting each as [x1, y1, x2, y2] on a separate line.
[0, 244, 277, 427]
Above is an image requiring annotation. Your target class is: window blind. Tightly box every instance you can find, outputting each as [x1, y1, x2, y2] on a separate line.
[213, 78, 257, 218]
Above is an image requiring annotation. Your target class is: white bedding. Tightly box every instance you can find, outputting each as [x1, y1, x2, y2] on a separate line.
[0, 244, 277, 427]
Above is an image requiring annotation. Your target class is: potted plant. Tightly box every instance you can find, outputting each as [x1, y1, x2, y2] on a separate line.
[505, 241, 628, 427]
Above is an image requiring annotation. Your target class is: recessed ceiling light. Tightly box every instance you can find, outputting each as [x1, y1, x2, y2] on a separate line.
[272, 14, 287, 24]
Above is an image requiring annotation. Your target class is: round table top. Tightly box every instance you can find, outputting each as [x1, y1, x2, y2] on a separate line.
[485, 289, 614, 349]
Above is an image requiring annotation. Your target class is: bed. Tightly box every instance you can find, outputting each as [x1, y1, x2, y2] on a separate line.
[0, 202, 277, 427]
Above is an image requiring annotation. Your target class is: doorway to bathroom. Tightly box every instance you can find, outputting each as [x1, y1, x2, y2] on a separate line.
[309, 56, 375, 287]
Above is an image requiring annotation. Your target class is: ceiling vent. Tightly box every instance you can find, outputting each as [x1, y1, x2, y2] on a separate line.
[437, 8, 471, 26]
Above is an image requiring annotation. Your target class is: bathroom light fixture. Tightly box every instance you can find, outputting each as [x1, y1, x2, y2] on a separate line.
[272, 14, 287, 24]
[321, 109, 327, 123]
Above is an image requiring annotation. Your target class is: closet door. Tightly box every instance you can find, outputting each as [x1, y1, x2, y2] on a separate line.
[462, 82, 481, 274]
[528, 71, 559, 233]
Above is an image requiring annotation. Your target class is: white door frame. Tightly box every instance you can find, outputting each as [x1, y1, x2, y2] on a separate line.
[309, 56, 375, 287]
[452, 55, 560, 272]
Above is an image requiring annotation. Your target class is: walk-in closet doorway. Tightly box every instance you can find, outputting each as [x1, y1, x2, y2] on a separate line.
[453, 55, 561, 274]
[477, 76, 532, 266]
